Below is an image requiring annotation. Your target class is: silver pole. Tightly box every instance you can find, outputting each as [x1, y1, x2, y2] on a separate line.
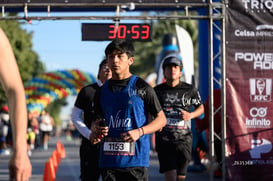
[209, 0, 215, 181]
[221, 1, 227, 181]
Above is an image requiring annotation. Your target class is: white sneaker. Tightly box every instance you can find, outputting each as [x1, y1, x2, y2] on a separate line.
[27, 150, 32, 156]
[4, 149, 10, 155]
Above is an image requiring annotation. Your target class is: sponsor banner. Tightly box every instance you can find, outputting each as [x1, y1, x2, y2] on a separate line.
[227, 46, 273, 78]
[226, 0, 273, 180]
[226, 78, 273, 181]
[227, 0, 273, 41]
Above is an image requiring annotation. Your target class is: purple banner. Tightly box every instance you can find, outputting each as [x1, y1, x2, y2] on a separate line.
[226, 0, 273, 180]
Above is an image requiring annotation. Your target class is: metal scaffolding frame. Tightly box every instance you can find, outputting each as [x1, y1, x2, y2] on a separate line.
[0, 1, 227, 181]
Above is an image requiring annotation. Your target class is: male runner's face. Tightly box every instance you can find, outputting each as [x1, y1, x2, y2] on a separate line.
[163, 64, 182, 82]
[107, 51, 132, 79]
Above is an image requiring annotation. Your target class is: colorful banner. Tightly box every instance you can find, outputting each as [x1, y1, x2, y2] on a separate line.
[25, 69, 96, 115]
[226, 0, 273, 180]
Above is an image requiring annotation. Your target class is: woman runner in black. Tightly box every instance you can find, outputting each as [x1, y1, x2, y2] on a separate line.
[71, 59, 112, 181]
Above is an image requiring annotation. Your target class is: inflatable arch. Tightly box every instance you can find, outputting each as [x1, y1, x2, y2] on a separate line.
[25, 69, 97, 115]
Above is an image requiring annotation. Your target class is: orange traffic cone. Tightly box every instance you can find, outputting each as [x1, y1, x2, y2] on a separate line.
[56, 140, 61, 152]
[49, 157, 56, 180]
[43, 158, 56, 181]
[43, 161, 50, 181]
[56, 141, 66, 159]
[55, 150, 61, 164]
[51, 150, 59, 171]
[62, 143, 66, 158]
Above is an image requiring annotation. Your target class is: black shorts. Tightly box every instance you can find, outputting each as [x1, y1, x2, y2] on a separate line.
[156, 134, 192, 176]
[101, 167, 148, 181]
[40, 130, 51, 138]
[80, 143, 100, 181]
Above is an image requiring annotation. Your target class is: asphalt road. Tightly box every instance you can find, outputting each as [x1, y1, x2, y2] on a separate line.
[0, 135, 222, 181]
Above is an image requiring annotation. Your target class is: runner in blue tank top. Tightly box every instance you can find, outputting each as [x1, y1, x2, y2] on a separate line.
[92, 39, 166, 181]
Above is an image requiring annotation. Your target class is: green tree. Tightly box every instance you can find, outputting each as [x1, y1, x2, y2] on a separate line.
[46, 98, 68, 128]
[0, 20, 45, 106]
[132, 14, 198, 80]
[1, 19, 67, 127]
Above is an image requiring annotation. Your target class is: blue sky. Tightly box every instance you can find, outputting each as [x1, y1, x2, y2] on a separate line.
[22, 19, 110, 119]
[21, 12, 141, 119]
[22, 19, 111, 75]
[21, 12, 142, 75]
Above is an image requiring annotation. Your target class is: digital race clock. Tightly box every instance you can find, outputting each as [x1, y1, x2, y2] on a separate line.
[82, 23, 152, 41]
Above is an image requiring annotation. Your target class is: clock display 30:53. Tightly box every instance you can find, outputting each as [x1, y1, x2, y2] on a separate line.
[108, 24, 151, 40]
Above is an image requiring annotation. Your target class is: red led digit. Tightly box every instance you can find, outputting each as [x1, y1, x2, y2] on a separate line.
[117, 25, 126, 39]
[141, 25, 150, 39]
[131, 25, 140, 39]
[108, 25, 116, 39]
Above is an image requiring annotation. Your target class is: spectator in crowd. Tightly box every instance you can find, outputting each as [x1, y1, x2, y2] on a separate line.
[26, 112, 39, 156]
[65, 120, 76, 141]
[39, 110, 54, 150]
[0, 106, 10, 155]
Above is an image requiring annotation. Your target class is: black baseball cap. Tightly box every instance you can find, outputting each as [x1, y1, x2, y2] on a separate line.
[162, 53, 183, 69]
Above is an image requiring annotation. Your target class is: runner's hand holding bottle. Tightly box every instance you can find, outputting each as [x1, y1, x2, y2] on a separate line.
[89, 117, 108, 144]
